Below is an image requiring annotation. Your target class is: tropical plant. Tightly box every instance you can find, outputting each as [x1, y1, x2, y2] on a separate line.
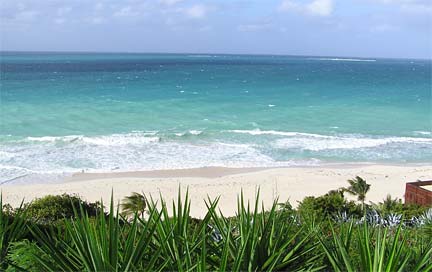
[379, 194, 402, 213]
[30, 195, 166, 271]
[206, 191, 323, 271]
[24, 194, 100, 223]
[344, 176, 371, 209]
[0, 197, 28, 270]
[5, 240, 48, 271]
[144, 189, 215, 271]
[0, 189, 431, 271]
[318, 221, 432, 271]
[120, 192, 147, 218]
[297, 189, 361, 221]
[371, 195, 429, 220]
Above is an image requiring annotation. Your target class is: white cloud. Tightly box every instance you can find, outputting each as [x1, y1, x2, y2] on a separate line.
[279, 0, 334, 16]
[375, 0, 428, 3]
[237, 23, 272, 32]
[183, 5, 208, 19]
[370, 24, 398, 32]
[400, 3, 432, 13]
[159, 0, 183, 6]
[373, 0, 432, 13]
[306, 0, 333, 16]
[113, 6, 139, 18]
[279, 0, 299, 11]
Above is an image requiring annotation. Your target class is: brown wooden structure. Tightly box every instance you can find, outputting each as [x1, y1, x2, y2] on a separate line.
[405, 180, 432, 206]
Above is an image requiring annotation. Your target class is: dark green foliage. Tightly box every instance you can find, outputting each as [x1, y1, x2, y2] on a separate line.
[344, 176, 371, 208]
[297, 189, 362, 221]
[120, 192, 146, 218]
[318, 221, 432, 272]
[372, 195, 430, 218]
[30, 195, 167, 271]
[5, 240, 49, 271]
[24, 194, 101, 223]
[0, 178, 431, 271]
[0, 197, 28, 270]
[205, 192, 323, 271]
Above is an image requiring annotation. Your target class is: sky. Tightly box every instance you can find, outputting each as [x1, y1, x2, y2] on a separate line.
[0, 0, 431, 59]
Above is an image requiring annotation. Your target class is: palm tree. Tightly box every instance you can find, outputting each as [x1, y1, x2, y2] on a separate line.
[344, 176, 371, 210]
[121, 192, 147, 218]
[380, 194, 401, 213]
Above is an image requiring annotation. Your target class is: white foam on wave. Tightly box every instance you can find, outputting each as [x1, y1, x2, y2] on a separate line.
[81, 134, 160, 146]
[26, 136, 78, 142]
[228, 129, 329, 138]
[175, 130, 203, 137]
[131, 130, 158, 135]
[311, 58, 376, 62]
[0, 151, 15, 160]
[0, 165, 32, 171]
[413, 131, 431, 136]
[0, 164, 75, 174]
[0, 164, 79, 185]
[3, 129, 432, 184]
[24, 133, 160, 146]
[274, 135, 432, 151]
[227, 129, 432, 151]
[1, 138, 299, 184]
[189, 130, 202, 135]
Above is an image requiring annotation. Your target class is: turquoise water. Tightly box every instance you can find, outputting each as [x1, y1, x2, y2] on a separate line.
[1, 53, 431, 183]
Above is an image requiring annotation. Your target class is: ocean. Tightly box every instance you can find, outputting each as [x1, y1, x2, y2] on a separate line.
[0, 52, 431, 184]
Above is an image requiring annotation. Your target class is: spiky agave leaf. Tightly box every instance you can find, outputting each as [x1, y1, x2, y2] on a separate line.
[30, 193, 167, 271]
[0, 195, 29, 269]
[206, 190, 320, 271]
[145, 187, 218, 271]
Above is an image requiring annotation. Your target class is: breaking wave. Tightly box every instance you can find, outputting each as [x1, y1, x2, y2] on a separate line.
[1, 129, 431, 184]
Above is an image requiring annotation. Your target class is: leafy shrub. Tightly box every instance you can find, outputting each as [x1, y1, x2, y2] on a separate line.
[372, 194, 430, 219]
[24, 194, 101, 223]
[297, 190, 362, 221]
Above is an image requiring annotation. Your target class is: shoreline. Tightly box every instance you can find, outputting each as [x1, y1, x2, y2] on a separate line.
[4, 161, 429, 186]
[2, 164, 431, 217]
[66, 162, 430, 182]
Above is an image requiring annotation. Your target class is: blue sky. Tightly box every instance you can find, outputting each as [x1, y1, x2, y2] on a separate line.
[1, 0, 431, 58]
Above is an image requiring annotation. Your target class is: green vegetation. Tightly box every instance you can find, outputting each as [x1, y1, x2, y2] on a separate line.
[297, 189, 362, 221]
[343, 176, 371, 210]
[1, 177, 431, 271]
[24, 194, 101, 223]
[120, 192, 146, 218]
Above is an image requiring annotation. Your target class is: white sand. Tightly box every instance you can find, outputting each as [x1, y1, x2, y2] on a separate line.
[1, 165, 431, 217]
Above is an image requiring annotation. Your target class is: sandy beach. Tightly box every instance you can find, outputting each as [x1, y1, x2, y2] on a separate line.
[1, 164, 431, 217]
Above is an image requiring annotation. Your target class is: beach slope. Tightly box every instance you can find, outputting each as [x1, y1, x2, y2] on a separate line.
[2, 165, 431, 217]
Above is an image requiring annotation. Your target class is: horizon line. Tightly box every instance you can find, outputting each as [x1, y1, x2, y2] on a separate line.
[1, 50, 430, 61]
